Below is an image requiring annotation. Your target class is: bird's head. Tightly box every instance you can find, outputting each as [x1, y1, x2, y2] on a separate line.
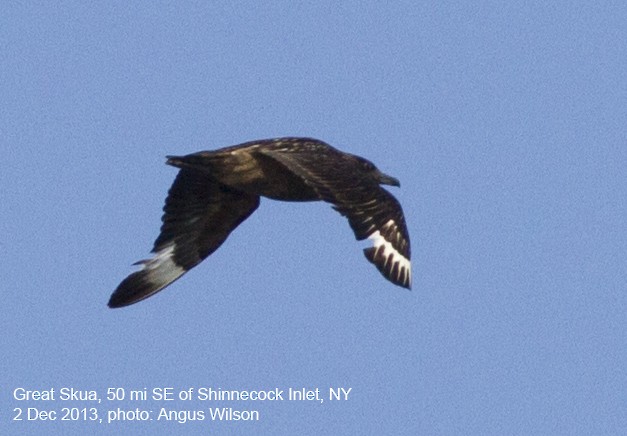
[357, 156, 401, 187]
[376, 170, 400, 187]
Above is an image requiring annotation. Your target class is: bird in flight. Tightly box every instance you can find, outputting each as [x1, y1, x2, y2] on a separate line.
[109, 137, 411, 308]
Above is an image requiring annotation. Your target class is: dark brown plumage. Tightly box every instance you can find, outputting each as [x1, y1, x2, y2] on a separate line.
[109, 137, 411, 308]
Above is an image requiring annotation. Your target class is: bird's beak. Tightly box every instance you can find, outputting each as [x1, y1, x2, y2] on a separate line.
[379, 171, 400, 187]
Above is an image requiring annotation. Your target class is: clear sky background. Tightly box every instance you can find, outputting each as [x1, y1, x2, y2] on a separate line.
[2, 2, 625, 435]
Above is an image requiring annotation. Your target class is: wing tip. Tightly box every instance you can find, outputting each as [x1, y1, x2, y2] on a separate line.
[109, 244, 187, 308]
[108, 270, 160, 308]
[363, 246, 412, 290]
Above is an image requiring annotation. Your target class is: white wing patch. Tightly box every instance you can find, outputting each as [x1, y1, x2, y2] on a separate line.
[366, 221, 411, 288]
[137, 243, 186, 290]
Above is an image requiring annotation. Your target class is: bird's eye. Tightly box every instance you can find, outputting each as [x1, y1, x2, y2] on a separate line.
[362, 160, 375, 171]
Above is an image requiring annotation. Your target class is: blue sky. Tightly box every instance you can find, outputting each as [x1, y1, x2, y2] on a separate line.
[2, 1, 625, 435]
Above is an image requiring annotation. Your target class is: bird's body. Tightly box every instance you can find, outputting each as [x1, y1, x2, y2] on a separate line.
[167, 141, 320, 201]
[109, 137, 411, 308]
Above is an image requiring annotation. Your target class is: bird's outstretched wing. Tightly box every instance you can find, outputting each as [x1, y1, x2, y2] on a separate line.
[259, 148, 411, 288]
[109, 169, 259, 308]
